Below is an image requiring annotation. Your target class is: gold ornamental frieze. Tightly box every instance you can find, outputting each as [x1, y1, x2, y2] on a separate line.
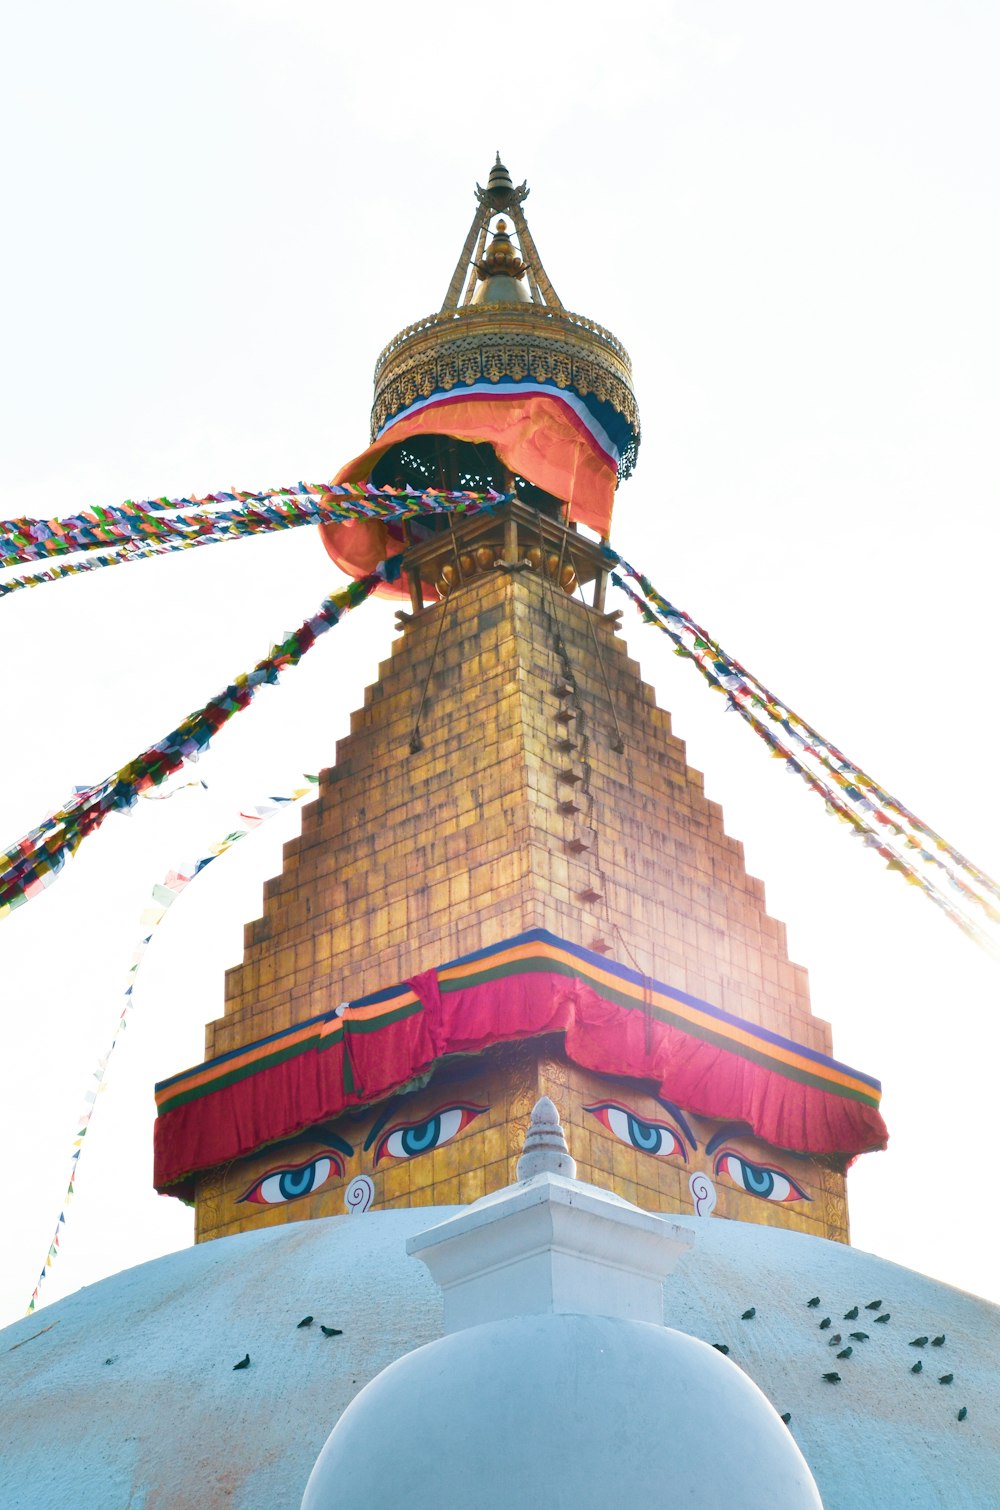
[371, 304, 640, 475]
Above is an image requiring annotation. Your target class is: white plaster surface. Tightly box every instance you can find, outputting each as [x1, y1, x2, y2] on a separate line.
[408, 1170, 694, 1330]
[302, 1312, 822, 1510]
[1, 1211, 997, 1509]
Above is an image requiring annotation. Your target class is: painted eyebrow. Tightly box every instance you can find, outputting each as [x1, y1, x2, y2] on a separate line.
[705, 1122, 756, 1157]
[363, 1097, 403, 1153]
[655, 1099, 699, 1151]
[273, 1124, 355, 1159]
[363, 1081, 483, 1151]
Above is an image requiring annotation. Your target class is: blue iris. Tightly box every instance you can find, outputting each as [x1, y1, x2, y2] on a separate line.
[627, 1113, 664, 1154]
[400, 1116, 441, 1156]
[278, 1163, 319, 1200]
[740, 1160, 775, 1198]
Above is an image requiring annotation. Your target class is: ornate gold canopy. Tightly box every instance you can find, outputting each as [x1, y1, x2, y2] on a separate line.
[369, 156, 640, 481]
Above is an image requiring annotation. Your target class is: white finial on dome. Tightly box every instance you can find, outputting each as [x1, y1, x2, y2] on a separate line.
[516, 1096, 576, 1181]
[406, 1100, 694, 1335]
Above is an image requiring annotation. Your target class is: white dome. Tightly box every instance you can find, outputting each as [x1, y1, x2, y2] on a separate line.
[1, 1211, 996, 1508]
[302, 1310, 821, 1509]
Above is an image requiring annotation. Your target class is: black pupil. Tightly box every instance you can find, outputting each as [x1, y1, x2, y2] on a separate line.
[278, 1164, 317, 1199]
[628, 1114, 663, 1154]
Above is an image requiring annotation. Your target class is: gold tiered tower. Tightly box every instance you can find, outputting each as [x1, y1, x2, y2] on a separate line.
[154, 159, 886, 1249]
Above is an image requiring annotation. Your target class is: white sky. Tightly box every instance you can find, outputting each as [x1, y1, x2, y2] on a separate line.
[1, 2, 998, 1326]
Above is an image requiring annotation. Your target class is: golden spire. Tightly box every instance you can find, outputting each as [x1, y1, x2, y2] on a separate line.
[440, 152, 562, 311]
[472, 219, 531, 305]
[368, 157, 640, 488]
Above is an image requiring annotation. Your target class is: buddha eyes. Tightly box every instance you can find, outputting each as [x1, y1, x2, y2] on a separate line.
[714, 1151, 807, 1204]
[373, 1105, 487, 1165]
[584, 1102, 687, 1160]
[235, 1106, 488, 1197]
[238, 1151, 345, 1206]
[582, 1105, 808, 1204]
[234, 1108, 805, 1208]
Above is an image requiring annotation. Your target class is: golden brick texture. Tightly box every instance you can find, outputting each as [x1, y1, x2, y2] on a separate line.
[206, 569, 828, 1063]
[193, 567, 851, 1246]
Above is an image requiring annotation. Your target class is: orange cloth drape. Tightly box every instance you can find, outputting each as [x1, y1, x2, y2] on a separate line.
[321, 391, 618, 595]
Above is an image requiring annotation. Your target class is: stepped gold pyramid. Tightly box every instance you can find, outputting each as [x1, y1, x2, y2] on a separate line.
[153, 158, 885, 1248]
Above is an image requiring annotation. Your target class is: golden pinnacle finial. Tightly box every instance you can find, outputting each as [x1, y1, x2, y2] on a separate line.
[476, 219, 527, 283]
[486, 154, 514, 196]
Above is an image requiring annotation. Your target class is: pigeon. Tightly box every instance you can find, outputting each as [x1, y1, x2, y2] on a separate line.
[807, 1297, 821, 1308]
[865, 1299, 883, 1310]
[233, 1354, 250, 1371]
[819, 1317, 832, 1330]
[297, 1316, 314, 1329]
[849, 1332, 869, 1342]
[909, 1336, 929, 1347]
[958, 1407, 968, 1422]
[911, 1361, 923, 1374]
[836, 1346, 853, 1360]
[874, 1313, 891, 1324]
[712, 1343, 730, 1355]
[932, 1335, 946, 1347]
[822, 1372, 841, 1384]
[939, 1374, 954, 1385]
[827, 1333, 842, 1347]
[741, 1308, 756, 1321]
[780, 1412, 792, 1425]
[844, 1306, 859, 1320]
[320, 1325, 343, 1338]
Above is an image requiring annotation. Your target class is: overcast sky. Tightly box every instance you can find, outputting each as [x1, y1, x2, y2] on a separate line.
[2, 2, 998, 1325]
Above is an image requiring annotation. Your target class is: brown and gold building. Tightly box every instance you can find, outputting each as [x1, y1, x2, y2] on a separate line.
[153, 158, 886, 1249]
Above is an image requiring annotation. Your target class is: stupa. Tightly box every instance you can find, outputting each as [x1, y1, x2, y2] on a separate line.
[1, 157, 995, 1510]
[153, 154, 885, 1248]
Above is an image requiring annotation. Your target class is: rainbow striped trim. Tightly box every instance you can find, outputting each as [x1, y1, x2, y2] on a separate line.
[376, 379, 626, 470]
[156, 929, 880, 1118]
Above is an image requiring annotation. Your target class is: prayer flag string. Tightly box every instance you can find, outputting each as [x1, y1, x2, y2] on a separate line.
[2, 531, 259, 597]
[605, 552, 1000, 958]
[26, 776, 319, 1314]
[0, 558, 399, 920]
[4, 475, 994, 954]
[611, 558, 1000, 909]
[0, 483, 510, 590]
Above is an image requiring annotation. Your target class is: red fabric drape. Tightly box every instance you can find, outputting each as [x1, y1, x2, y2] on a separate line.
[154, 967, 887, 1198]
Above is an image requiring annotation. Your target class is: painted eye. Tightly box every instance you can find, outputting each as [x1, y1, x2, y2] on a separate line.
[239, 1152, 344, 1205]
[714, 1151, 807, 1204]
[584, 1102, 687, 1160]
[373, 1105, 487, 1164]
